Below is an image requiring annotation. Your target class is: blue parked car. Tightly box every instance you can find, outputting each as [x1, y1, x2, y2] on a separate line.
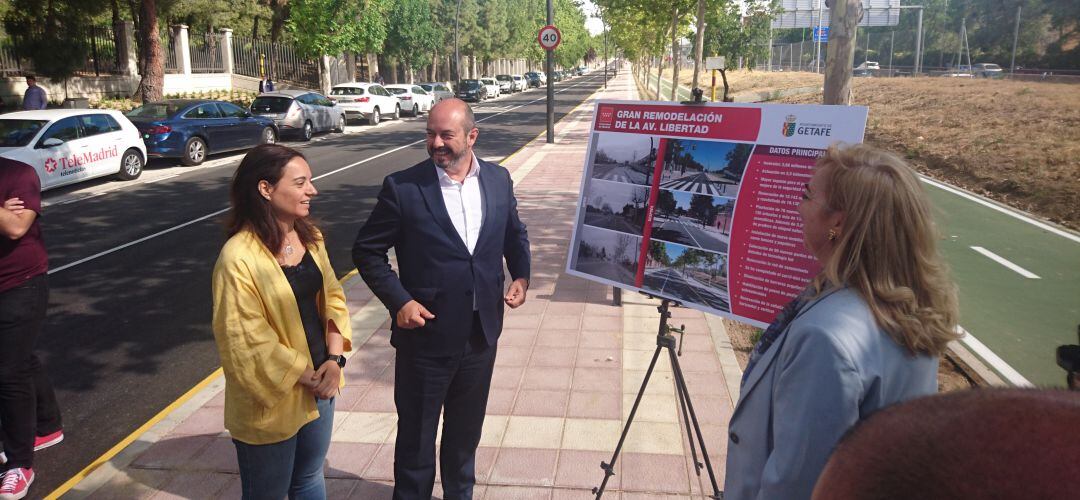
[125, 99, 277, 166]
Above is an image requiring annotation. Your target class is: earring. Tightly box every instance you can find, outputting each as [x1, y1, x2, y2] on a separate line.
[827, 229, 838, 241]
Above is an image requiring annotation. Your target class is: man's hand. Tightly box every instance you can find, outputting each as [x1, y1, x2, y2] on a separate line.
[313, 361, 341, 399]
[504, 278, 528, 308]
[3, 197, 25, 214]
[396, 300, 435, 329]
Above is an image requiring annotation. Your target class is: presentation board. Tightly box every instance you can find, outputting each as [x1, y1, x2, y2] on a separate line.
[565, 100, 868, 327]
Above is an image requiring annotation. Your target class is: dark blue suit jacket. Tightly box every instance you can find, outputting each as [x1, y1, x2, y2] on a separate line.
[352, 158, 531, 355]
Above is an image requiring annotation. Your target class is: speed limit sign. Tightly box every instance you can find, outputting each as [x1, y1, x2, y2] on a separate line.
[537, 25, 561, 51]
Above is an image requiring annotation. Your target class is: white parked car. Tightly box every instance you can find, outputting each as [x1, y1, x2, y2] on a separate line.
[328, 83, 401, 125]
[510, 74, 527, 92]
[384, 84, 436, 117]
[0, 109, 146, 191]
[495, 74, 514, 93]
[479, 78, 502, 99]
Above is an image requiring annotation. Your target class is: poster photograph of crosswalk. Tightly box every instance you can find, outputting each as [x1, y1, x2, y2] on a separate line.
[659, 139, 752, 197]
[589, 133, 659, 186]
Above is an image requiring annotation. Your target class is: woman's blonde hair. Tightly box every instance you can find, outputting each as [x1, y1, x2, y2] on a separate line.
[811, 144, 960, 356]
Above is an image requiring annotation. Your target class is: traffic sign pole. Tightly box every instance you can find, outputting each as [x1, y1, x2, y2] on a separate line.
[537, 5, 557, 144]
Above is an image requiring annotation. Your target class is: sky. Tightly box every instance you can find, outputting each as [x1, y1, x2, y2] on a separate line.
[581, 0, 605, 36]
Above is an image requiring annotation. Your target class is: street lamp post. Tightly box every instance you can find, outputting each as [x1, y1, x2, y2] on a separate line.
[454, 0, 461, 82]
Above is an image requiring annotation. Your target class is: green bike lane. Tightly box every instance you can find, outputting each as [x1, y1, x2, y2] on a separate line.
[644, 66, 1078, 386]
[923, 178, 1079, 387]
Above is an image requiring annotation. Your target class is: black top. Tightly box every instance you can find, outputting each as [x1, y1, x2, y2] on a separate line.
[282, 251, 327, 367]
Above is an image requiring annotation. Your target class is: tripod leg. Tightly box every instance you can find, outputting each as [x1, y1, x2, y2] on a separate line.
[669, 349, 723, 498]
[670, 347, 703, 475]
[593, 344, 665, 499]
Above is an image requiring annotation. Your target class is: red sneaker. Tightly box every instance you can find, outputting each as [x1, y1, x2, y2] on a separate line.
[33, 430, 63, 452]
[0, 467, 33, 500]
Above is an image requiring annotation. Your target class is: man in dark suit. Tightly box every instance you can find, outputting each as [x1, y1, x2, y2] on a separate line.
[353, 98, 530, 500]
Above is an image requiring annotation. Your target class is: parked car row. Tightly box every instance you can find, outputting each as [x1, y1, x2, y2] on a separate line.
[0, 80, 450, 191]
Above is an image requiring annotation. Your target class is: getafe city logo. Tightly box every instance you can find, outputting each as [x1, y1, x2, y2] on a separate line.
[782, 115, 833, 137]
[44, 157, 58, 174]
[782, 115, 797, 137]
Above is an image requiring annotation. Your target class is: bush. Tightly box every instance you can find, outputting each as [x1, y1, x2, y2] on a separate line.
[86, 89, 261, 113]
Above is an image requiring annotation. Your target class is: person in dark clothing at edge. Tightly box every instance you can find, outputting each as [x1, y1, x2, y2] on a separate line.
[0, 158, 64, 500]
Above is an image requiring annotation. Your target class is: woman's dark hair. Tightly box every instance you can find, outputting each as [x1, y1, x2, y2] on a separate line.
[226, 143, 320, 253]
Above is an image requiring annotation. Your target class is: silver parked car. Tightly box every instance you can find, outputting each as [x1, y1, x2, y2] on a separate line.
[418, 82, 454, 104]
[250, 90, 345, 141]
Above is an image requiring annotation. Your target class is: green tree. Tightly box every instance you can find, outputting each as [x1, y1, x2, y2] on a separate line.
[384, 0, 439, 82]
[286, 0, 388, 90]
[3, 0, 111, 99]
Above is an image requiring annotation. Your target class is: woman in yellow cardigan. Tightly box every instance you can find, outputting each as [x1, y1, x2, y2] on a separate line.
[211, 144, 352, 499]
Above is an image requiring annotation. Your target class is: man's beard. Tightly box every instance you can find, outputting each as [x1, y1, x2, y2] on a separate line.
[430, 145, 468, 170]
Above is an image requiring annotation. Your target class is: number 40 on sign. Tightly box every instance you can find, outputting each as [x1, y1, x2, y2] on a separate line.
[537, 25, 562, 51]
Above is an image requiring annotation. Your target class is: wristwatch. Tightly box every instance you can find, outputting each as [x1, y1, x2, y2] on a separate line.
[327, 354, 346, 369]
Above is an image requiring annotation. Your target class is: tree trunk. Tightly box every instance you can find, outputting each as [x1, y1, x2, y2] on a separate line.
[691, 0, 706, 91]
[252, 15, 260, 39]
[270, 0, 289, 44]
[136, 0, 164, 103]
[823, 0, 861, 104]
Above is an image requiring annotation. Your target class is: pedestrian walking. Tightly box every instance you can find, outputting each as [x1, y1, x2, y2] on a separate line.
[21, 77, 46, 111]
[724, 144, 960, 500]
[0, 157, 64, 500]
[211, 144, 352, 500]
[352, 98, 531, 500]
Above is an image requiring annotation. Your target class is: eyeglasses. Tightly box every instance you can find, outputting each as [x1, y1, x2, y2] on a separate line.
[801, 183, 812, 201]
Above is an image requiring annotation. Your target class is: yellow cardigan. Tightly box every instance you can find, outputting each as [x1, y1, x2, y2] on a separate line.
[211, 230, 353, 445]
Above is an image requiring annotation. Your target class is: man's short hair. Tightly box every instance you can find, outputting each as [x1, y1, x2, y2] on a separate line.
[25, 75, 36, 82]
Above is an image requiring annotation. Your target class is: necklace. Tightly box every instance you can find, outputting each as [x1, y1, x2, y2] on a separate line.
[284, 243, 294, 257]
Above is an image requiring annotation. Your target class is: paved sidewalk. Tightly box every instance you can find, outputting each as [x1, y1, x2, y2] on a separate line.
[62, 68, 744, 499]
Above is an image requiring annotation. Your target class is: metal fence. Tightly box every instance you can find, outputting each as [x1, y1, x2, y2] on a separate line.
[163, 30, 180, 73]
[78, 26, 121, 76]
[232, 35, 319, 89]
[0, 40, 26, 76]
[190, 32, 225, 73]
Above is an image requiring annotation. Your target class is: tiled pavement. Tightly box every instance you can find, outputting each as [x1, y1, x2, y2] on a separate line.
[65, 68, 745, 499]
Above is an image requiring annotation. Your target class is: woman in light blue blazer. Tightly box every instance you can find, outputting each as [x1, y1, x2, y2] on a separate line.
[724, 144, 961, 500]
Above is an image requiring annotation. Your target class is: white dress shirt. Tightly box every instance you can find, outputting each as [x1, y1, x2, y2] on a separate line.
[436, 154, 484, 255]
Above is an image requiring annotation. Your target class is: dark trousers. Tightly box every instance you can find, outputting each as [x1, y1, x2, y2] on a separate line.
[393, 313, 497, 500]
[0, 274, 62, 469]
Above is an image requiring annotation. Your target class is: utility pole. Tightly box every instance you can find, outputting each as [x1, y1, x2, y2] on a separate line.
[823, 0, 861, 104]
[1010, 5, 1021, 74]
[814, 0, 824, 73]
[546, 0, 554, 143]
[454, 0, 461, 82]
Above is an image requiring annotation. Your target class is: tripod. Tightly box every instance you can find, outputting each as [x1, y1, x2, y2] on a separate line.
[593, 297, 721, 499]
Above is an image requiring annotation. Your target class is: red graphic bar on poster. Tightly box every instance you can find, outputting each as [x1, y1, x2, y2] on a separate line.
[594, 103, 761, 142]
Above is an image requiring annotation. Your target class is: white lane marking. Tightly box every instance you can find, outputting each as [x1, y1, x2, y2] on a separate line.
[47, 79, 605, 275]
[919, 175, 1080, 244]
[956, 326, 1033, 387]
[970, 246, 1041, 279]
[47, 209, 227, 275]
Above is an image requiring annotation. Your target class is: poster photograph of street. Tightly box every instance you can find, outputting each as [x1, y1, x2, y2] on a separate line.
[650, 190, 735, 253]
[582, 180, 650, 235]
[589, 132, 660, 186]
[659, 139, 753, 197]
[570, 225, 642, 287]
[643, 240, 731, 313]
